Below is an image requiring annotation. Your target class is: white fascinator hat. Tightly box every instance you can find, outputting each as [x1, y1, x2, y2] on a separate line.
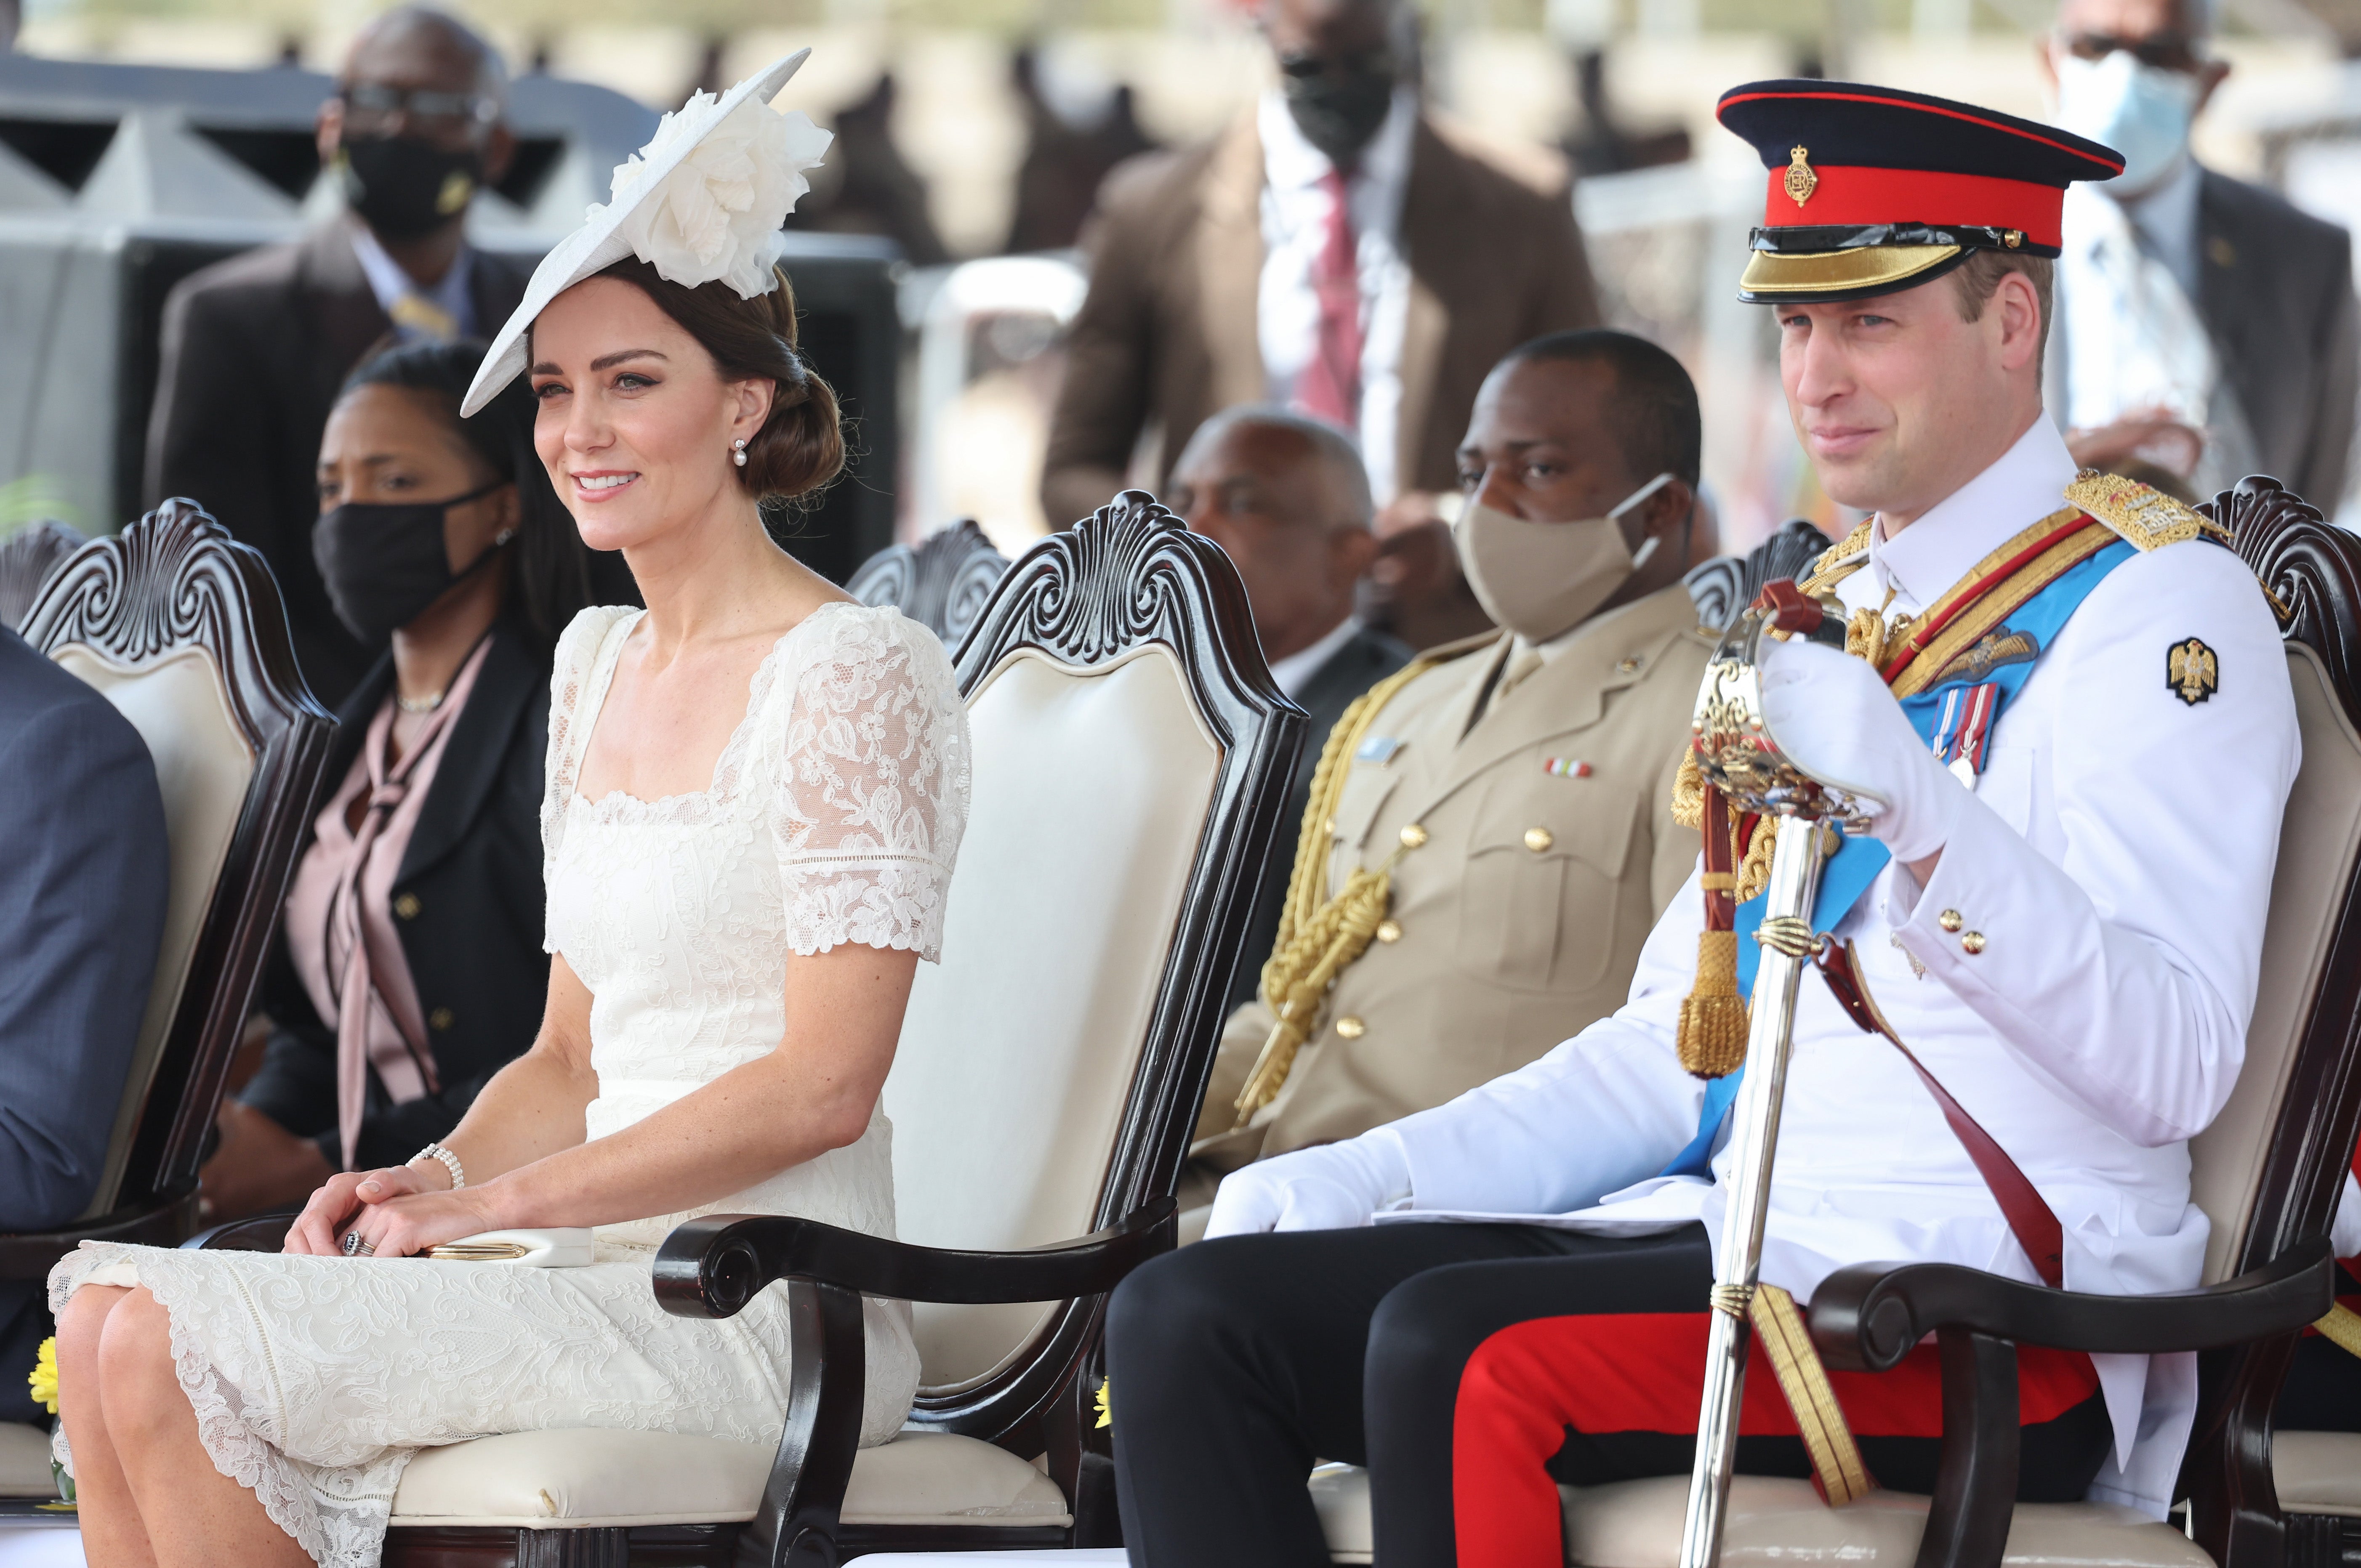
[460, 50, 833, 417]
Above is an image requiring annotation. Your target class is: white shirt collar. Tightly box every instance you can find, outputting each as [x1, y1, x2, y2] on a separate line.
[1865, 417, 2080, 612]
[1257, 85, 1417, 215]
[1266, 614, 1365, 700]
[349, 221, 477, 338]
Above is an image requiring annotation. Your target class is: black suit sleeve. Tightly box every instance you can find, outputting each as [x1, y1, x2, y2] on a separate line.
[0, 696, 169, 1230]
[146, 279, 282, 539]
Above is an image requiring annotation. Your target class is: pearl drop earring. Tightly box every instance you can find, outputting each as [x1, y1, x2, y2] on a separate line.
[732, 439, 748, 469]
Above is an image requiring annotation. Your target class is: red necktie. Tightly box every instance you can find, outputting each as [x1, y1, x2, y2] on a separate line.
[1292, 167, 1363, 429]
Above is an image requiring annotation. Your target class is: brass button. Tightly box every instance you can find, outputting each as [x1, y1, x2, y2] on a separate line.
[429, 1007, 455, 1031]
[1937, 909, 1962, 933]
[1616, 657, 1640, 674]
[1334, 1016, 1366, 1039]
[393, 893, 421, 920]
[1375, 919, 1403, 944]
[1399, 824, 1428, 849]
[1524, 827, 1554, 853]
[1960, 932, 1987, 955]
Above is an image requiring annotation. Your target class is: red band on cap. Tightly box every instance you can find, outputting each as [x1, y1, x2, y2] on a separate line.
[1762, 165, 2065, 249]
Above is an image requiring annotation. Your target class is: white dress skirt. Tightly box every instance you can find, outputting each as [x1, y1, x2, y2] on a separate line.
[50, 601, 973, 1568]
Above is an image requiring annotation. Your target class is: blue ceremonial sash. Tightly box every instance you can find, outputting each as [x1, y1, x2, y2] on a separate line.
[1657, 538, 2133, 1179]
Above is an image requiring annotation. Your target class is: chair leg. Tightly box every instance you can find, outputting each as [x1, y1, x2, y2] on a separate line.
[1912, 1328, 2020, 1568]
[514, 1526, 630, 1567]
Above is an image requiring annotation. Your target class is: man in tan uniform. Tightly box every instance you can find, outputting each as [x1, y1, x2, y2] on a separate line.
[1184, 329, 1718, 1213]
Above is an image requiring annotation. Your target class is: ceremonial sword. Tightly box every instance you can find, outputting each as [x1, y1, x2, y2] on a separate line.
[1676, 581, 1882, 1568]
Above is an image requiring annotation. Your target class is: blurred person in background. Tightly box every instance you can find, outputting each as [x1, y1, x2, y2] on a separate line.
[147, 6, 532, 707]
[1041, 0, 1598, 533]
[1004, 45, 1161, 255]
[784, 74, 948, 266]
[2043, 0, 2356, 508]
[0, 627, 165, 1430]
[1169, 405, 1412, 1010]
[197, 339, 607, 1223]
[1180, 330, 1709, 1223]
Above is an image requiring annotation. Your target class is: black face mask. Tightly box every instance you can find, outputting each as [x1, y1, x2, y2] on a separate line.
[314, 481, 510, 646]
[338, 135, 481, 241]
[1280, 52, 1397, 166]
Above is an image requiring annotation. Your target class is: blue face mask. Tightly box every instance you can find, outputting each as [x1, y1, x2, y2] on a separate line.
[2051, 46, 2201, 197]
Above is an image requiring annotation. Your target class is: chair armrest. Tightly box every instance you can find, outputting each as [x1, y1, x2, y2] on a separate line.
[0, 1193, 203, 1280]
[1808, 1236, 2333, 1372]
[185, 1212, 298, 1252]
[653, 1196, 1179, 1321]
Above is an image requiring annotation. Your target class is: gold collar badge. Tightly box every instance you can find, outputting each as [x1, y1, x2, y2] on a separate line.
[1785, 146, 1817, 207]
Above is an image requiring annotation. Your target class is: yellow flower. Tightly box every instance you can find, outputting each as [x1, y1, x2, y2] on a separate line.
[1094, 1378, 1111, 1430]
[29, 1336, 58, 1416]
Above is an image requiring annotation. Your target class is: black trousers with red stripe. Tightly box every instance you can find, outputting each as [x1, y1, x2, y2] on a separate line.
[1105, 1222, 2112, 1568]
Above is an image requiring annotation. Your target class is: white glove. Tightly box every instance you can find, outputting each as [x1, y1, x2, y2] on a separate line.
[1757, 635, 1967, 864]
[1202, 1128, 1414, 1239]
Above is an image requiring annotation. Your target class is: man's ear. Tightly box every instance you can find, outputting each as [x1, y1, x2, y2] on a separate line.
[1332, 525, 1381, 585]
[1994, 270, 2044, 374]
[480, 122, 517, 189]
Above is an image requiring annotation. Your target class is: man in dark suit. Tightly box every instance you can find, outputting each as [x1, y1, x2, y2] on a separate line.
[2042, 0, 2357, 510]
[0, 626, 168, 1427]
[145, 6, 532, 705]
[1167, 406, 1412, 1008]
[1041, 0, 1597, 532]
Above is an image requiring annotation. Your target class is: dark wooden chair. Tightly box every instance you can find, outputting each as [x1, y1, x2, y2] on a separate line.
[225, 493, 1305, 1565]
[0, 519, 82, 630]
[0, 499, 333, 1282]
[846, 518, 1011, 650]
[1684, 518, 1834, 633]
[1307, 477, 2361, 1568]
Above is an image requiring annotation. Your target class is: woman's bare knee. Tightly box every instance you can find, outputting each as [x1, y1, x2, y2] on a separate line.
[95, 1289, 189, 1447]
[56, 1284, 130, 1408]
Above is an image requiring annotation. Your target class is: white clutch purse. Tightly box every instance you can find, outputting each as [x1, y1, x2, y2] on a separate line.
[425, 1228, 596, 1266]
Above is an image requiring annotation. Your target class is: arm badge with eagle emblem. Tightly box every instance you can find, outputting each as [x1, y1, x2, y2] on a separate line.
[2168, 637, 2218, 706]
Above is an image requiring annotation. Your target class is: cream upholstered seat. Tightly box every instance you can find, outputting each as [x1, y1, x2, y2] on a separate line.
[2271, 1432, 2361, 1519]
[390, 1430, 1069, 1531]
[0, 1420, 53, 1498]
[353, 494, 1306, 1568]
[0, 500, 329, 1284]
[1308, 484, 2361, 1568]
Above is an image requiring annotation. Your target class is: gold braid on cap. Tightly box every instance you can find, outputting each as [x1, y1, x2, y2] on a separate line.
[1233, 656, 1438, 1127]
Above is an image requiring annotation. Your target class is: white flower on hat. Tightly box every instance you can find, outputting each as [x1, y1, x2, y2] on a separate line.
[596, 87, 833, 300]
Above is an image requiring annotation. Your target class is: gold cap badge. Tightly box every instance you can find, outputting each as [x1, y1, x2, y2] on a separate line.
[1785, 146, 1817, 207]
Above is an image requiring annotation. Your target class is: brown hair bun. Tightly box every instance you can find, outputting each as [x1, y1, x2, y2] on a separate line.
[593, 255, 846, 505]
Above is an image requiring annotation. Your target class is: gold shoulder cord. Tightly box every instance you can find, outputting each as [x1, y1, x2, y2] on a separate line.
[1232, 655, 1440, 1128]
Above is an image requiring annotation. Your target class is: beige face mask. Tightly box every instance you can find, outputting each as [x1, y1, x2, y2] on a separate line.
[1453, 473, 1676, 641]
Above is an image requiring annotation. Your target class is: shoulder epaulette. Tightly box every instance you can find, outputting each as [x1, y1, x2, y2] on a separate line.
[2064, 469, 2232, 551]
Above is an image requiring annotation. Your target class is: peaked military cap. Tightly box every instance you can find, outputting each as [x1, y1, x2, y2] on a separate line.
[1715, 80, 2124, 303]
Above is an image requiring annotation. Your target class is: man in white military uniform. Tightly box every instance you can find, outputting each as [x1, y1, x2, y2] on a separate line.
[1104, 80, 2299, 1568]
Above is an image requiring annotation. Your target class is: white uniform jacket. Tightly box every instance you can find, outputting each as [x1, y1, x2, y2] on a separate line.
[1377, 420, 2299, 1516]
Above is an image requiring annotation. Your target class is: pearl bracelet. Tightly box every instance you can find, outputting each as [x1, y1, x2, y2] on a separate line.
[410, 1142, 465, 1191]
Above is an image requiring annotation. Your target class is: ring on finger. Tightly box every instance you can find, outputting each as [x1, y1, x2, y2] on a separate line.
[340, 1232, 375, 1258]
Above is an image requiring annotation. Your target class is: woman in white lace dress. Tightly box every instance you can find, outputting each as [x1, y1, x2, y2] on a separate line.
[48, 56, 969, 1568]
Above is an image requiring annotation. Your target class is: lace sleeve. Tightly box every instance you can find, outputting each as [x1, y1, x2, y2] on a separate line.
[770, 605, 972, 962]
[540, 606, 638, 865]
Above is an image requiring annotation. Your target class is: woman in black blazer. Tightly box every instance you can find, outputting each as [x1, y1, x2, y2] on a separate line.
[199, 338, 634, 1219]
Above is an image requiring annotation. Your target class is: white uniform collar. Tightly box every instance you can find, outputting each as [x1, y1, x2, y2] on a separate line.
[1864, 417, 2079, 611]
[1266, 613, 1363, 700]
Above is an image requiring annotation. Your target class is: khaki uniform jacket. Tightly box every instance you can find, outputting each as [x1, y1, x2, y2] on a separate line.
[1187, 582, 1714, 1190]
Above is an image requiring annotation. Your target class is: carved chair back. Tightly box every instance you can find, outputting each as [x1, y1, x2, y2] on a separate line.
[847, 520, 1011, 649]
[13, 500, 331, 1244]
[881, 492, 1305, 1442]
[1684, 519, 1834, 632]
[2183, 479, 2361, 1564]
[0, 520, 82, 629]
